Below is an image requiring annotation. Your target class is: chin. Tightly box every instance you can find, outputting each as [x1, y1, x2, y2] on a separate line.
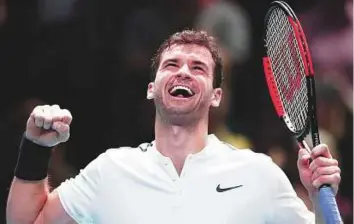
[165, 94, 199, 113]
[157, 96, 208, 126]
[161, 103, 196, 118]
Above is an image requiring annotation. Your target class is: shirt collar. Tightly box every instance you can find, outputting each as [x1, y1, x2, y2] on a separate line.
[148, 134, 220, 162]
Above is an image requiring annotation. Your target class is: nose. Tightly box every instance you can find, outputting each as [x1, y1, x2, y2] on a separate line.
[176, 64, 192, 79]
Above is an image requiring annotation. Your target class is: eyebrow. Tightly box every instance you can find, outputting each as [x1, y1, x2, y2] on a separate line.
[161, 58, 209, 70]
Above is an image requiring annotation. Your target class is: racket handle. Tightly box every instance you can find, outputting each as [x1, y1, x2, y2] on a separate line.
[318, 185, 342, 224]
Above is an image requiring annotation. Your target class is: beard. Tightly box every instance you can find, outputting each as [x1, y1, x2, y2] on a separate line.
[153, 90, 210, 126]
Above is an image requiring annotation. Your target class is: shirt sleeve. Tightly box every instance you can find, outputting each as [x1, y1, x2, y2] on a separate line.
[56, 152, 107, 223]
[266, 159, 316, 224]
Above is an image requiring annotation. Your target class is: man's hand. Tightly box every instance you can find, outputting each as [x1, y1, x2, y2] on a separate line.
[26, 104, 72, 147]
[297, 144, 341, 198]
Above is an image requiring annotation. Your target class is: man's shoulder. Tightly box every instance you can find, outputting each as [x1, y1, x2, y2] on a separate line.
[217, 141, 272, 164]
[218, 141, 290, 184]
[96, 142, 153, 163]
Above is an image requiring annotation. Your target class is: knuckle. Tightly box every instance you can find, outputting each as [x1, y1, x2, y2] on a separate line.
[313, 180, 320, 188]
[33, 105, 41, 113]
[312, 172, 319, 181]
[43, 106, 52, 114]
[311, 174, 317, 182]
[57, 123, 70, 133]
[319, 144, 328, 152]
[316, 167, 324, 174]
[309, 162, 316, 171]
[298, 148, 307, 156]
[34, 114, 45, 122]
[62, 109, 73, 122]
[50, 106, 60, 114]
[33, 107, 44, 116]
[51, 104, 60, 109]
[62, 109, 71, 116]
[59, 123, 68, 131]
[319, 157, 327, 165]
[318, 176, 327, 183]
[313, 145, 327, 157]
[42, 105, 50, 110]
[33, 112, 43, 119]
[34, 115, 43, 122]
[337, 167, 341, 173]
[334, 173, 341, 182]
[313, 158, 322, 167]
[43, 117, 52, 124]
[36, 105, 46, 109]
[52, 115, 61, 121]
[52, 110, 64, 121]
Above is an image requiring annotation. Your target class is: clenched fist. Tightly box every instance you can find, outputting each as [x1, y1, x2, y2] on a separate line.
[25, 105, 72, 147]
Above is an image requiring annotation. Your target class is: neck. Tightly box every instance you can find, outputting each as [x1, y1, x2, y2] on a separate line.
[154, 114, 209, 174]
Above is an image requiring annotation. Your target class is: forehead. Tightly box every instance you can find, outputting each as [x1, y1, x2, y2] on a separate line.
[160, 44, 214, 66]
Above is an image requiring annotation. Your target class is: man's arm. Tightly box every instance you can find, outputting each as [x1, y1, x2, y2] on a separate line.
[266, 155, 342, 223]
[6, 104, 78, 224]
[297, 145, 342, 223]
[6, 178, 75, 224]
[7, 148, 106, 224]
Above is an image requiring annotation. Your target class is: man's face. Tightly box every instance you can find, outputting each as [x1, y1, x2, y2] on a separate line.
[147, 44, 222, 125]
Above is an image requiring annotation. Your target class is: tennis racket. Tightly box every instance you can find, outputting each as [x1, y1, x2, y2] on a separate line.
[262, 1, 341, 223]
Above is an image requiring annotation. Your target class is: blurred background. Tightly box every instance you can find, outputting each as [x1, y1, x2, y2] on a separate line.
[0, 0, 352, 222]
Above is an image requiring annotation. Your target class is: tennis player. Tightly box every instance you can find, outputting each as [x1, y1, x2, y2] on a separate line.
[7, 30, 341, 223]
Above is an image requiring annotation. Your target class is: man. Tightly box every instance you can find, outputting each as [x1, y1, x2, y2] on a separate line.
[7, 30, 341, 223]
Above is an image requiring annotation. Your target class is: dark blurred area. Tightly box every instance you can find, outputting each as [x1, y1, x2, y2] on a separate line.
[0, 0, 352, 222]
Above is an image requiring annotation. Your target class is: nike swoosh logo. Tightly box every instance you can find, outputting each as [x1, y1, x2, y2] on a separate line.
[216, 184, 243, 192]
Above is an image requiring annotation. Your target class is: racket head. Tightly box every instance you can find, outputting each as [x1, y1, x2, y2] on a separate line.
[262, 1, 314, 141]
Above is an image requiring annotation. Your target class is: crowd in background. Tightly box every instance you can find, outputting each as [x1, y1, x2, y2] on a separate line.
[0, 0, 352, 222]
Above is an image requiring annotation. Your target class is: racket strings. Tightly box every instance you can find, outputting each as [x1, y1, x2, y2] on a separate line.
[265, 8, 308, 132]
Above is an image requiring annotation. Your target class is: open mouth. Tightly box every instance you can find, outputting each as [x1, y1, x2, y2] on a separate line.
[168, 85, 195, 98]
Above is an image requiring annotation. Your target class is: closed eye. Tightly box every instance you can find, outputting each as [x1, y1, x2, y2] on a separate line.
[193, 66, 204, 71]
[166, 62, 178, 68]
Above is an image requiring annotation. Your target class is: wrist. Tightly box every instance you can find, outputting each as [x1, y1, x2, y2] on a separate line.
[14, 133, 53, 181]
[24, 131, 46, 147]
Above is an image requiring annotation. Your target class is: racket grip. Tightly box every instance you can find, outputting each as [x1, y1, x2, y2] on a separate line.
[318, 185, 342, 224]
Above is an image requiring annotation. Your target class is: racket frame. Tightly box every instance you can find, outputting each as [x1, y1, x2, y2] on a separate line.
[262, 0, 318, 146]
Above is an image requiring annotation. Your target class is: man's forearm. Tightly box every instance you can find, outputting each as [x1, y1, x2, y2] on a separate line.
[6, 177, 50, 224]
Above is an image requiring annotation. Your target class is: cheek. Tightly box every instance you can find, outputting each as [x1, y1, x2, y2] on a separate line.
[154, 75, 168, 93]
[154, 76, 163, 85]
[155, 72, 169, 84]
[200, 77, 214, 93]
[153, 82, 163, 94]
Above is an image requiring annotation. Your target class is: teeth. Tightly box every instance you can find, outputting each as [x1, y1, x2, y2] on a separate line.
[170, 86, 193, 95]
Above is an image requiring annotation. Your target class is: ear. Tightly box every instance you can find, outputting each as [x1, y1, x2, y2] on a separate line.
[147, 82, 155, 100]
[211, 88, 222, 107]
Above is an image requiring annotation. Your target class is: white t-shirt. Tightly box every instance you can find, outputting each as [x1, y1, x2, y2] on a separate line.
[57, 134, 315, 224]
